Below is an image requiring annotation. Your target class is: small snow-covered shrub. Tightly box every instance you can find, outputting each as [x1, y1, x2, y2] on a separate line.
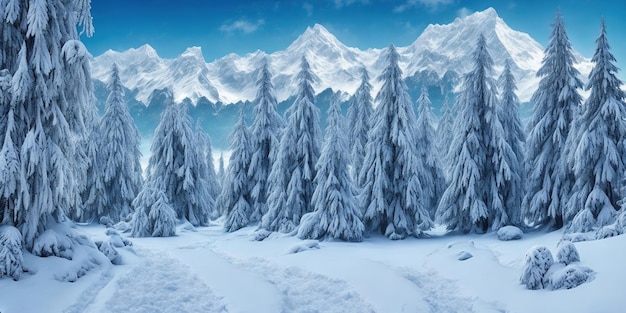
[180, 221, 197, 232]
[556, 241, 580, 265]
[96, 241, 122, 265]
[569, 208, 596, 233]
[0, 226, 24, 280]
[253, 229, 272, 241]
[287, 240, 320, 254]
[548, 264, 595, 290]
[33, 229, 74, 260]
[560, 232, 592, 243]
[520, 246, 554, 290]
[99, 216, 114, 227]
[497, 226, 523, 241]
[595, 224, 621, 240]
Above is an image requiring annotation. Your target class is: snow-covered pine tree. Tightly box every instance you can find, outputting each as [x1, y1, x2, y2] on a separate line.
[359, 45, 432, 239]
[523, 11, 583, 228]
[415, 85, 446, 218]
[0, 0, 97, 251]
[217, 153, 226, 184]
[223, 110, 254, 232]
[436, 34, 506, 233]
[496, 60, 526, 227]
[195, 122, 221, 217]
[568, 20, 626, 232]
[77, 124, 102, 223]
[435, 93, 455, 182]
[61, 39, 99, 221]
[299, 93, 364, 241]
[142, 100, 213, 226]
[262, 56, 322, 233]
[346, 67, 373, 184]
[130, 183, 176, 237]
[83, 64, 143, 224]
[248, 59, 284, 222]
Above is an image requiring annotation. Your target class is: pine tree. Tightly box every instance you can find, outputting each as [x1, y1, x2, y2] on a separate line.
[436, 93, 455, 182]
[217, 153, 226, 184]
[0, 0, 97, 251]
[497, 60, 526, 227]
[248, 60, 284, 222]
[435, 35, 504, 233]
[141, 100, 213, 226]
[359, 45, 432, 239]
[523, 12, 583, 228]
[568, 20, 626, 231]
[87, 64, 143, 223]
[262, 56, 322, 233]
[346, 68, 373, 183]
[130, 183, 176, 237]
[223, 110, 254, 232]
[195, 122, 221, 217]
[415, 85, 446, 218]
[299, 94, 364, 241]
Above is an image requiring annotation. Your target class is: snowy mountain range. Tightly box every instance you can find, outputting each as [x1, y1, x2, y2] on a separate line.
[90, 8, 592, 107]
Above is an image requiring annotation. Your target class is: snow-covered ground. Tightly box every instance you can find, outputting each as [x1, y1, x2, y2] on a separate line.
[0, 223, 622, 313]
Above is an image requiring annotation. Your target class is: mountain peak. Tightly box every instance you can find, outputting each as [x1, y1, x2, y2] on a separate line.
[181, 46, 205, 60]
[287, 23, 346, 52]
[136, 44, 159, 57]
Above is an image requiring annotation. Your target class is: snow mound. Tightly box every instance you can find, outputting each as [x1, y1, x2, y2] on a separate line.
[497, 226, 523, 241]
[102, 250, 226, 313]
[287, 240, 320, 254]
[547, 263, 595, 290]
[457, 251, 473, 261]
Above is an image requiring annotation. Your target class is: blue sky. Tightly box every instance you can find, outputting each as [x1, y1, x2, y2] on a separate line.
[82, 0, 625, 64]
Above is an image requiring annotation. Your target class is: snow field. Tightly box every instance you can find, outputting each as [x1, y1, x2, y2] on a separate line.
[2, 224, 625, 313]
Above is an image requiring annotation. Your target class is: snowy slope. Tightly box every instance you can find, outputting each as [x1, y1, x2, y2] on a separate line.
[90, 7, 592, 105]
[1, 224, 622, 312]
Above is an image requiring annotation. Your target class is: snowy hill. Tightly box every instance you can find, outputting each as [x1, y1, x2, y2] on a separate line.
[90, 7, 592, 106]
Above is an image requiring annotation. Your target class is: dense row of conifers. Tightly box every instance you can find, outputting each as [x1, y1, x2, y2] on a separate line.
[0, 3, 624, 281]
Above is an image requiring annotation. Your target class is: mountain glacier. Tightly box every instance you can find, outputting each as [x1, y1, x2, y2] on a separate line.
[90, 7, 591, 106]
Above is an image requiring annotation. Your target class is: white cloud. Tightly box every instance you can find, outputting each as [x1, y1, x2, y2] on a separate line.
[393, 0, 455, 13]
[334, 0, 369, 8]
[219, 18, 265, 34]
[456, 7, 471, 18]
[303, 2, 314, 16]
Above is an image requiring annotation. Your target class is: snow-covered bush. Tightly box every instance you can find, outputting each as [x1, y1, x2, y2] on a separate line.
[96, 241, 122, 265]
[560, 232, 592, 243]
[0, 226, 23, 280]
[556, 241, 580, 265]
[497, 226, 523, 241]
[547, 264, 595, 290]
[520, 246, 554, 290]
[287, 240, 320, 254]
[569, 208, 596, 233]
[33, 230, 74, 260]
[595, 224, 621, 240]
